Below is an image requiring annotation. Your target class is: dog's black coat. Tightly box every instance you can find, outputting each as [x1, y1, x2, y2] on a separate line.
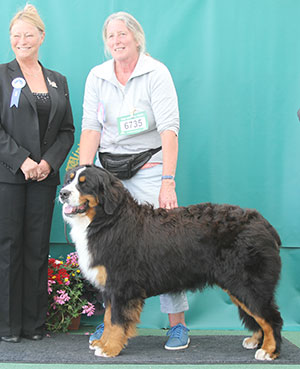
[61, 165, 283, 357]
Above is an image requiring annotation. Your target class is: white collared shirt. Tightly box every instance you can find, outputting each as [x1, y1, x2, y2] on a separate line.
[81, 53, 180, 160]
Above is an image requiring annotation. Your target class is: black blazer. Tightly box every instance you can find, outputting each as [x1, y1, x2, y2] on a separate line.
[0, 59, 75, 185]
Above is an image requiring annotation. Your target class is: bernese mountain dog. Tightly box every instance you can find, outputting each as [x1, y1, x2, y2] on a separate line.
[59, 164, 283, 360]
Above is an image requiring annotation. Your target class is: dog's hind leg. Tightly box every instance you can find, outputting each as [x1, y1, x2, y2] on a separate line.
[243, 330, 263, 350]
[238, 307, 263, 349]
[228, 293, 282, 361]
[253, 298, 283, 361]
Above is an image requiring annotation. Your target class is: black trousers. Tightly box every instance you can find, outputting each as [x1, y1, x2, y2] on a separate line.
[0, 181, 57, 336]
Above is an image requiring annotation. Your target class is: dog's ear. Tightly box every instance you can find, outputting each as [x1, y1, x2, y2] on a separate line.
[96, 168, 125, 215]
[103, 179, 125, 215]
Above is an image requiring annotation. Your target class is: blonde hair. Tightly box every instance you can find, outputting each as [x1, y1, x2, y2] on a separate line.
[10, 4, 45, 34]
[102, 12, 145, 57]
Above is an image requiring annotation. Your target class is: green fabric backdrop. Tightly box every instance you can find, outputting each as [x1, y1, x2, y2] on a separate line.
[1, 0, 300, 329]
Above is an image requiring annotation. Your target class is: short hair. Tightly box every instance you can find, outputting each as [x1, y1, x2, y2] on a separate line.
[102, 12, 146, 57]
[10, 4, 45, 34]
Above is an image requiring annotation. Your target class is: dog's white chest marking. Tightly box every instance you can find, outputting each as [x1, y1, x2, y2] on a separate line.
[62, 167, 102, 289]
[69, 216, 103, 289]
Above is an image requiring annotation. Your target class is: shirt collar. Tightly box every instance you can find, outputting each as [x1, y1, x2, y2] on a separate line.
[93, 53, 156, 83]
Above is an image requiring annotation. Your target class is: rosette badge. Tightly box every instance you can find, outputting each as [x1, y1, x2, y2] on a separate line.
[10, 77, 26, 108]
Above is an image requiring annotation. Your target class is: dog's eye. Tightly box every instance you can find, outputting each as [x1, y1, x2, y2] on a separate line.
[65, 172, 75, 185]
[79, 175, 86, 183]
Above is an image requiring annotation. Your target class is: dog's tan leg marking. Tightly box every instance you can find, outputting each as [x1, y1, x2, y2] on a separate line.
[92, 300, 143, 357]
[227, 292, 278, 360]
[102, 304, 112, 345]
[254, 317, 279, 360]
[94, 305, 127, 357]
[100, 324, 127, 357]
[92, 305, 127, 357]
[91, 304, 112, 351]
[95, 266, 107, 287]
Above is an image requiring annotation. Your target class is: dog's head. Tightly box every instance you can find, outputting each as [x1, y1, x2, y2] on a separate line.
[59, 165, 125, 221]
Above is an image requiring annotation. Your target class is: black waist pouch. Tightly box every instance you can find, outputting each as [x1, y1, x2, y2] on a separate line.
[99, 146, 162, 180]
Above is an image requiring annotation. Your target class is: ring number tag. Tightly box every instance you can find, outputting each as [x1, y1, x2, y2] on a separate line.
[118, 111, 148, 135]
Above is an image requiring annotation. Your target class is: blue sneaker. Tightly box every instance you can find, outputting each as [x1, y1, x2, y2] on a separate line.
[164, 323, 190, 350]
[89, 323, 104, 345]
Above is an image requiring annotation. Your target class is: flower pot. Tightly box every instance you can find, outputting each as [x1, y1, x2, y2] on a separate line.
[68, 315, 81, 330]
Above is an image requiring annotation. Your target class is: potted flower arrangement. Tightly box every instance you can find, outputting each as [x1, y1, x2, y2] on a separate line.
[46, 251, 100, 332]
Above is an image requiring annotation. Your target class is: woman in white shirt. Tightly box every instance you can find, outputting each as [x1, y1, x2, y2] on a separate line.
[80, 11, 189, 351]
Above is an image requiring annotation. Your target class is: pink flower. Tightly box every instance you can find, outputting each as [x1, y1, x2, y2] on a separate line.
[48, 279, 56, 294]
[66, 252, 79, 267]
[82, 302, 95, 317]
[51, 303, 57, 310]
[53, 290, 70, 305]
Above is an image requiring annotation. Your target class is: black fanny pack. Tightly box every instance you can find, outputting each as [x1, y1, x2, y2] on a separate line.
[99, 146, 162, 180]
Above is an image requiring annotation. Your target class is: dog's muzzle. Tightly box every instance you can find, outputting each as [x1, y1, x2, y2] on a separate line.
[60, 188, 88, 217]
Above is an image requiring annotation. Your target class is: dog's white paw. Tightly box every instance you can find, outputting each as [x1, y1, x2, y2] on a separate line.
[94, 348, 108, 357]
[255, 348, 273, 361]
[242, 337, 258, 349]
[89, 343, 96, 350]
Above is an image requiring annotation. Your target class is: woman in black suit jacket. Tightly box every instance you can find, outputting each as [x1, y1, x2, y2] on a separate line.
[0, 5, 74, 342]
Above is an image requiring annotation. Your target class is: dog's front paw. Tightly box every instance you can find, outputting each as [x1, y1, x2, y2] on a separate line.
[255, 348, 273, 361]
[94, 348, 109, 357]
[243, 337, 259, 349]
[94, 346, 121, 358]
[90, 338, 103, 351]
